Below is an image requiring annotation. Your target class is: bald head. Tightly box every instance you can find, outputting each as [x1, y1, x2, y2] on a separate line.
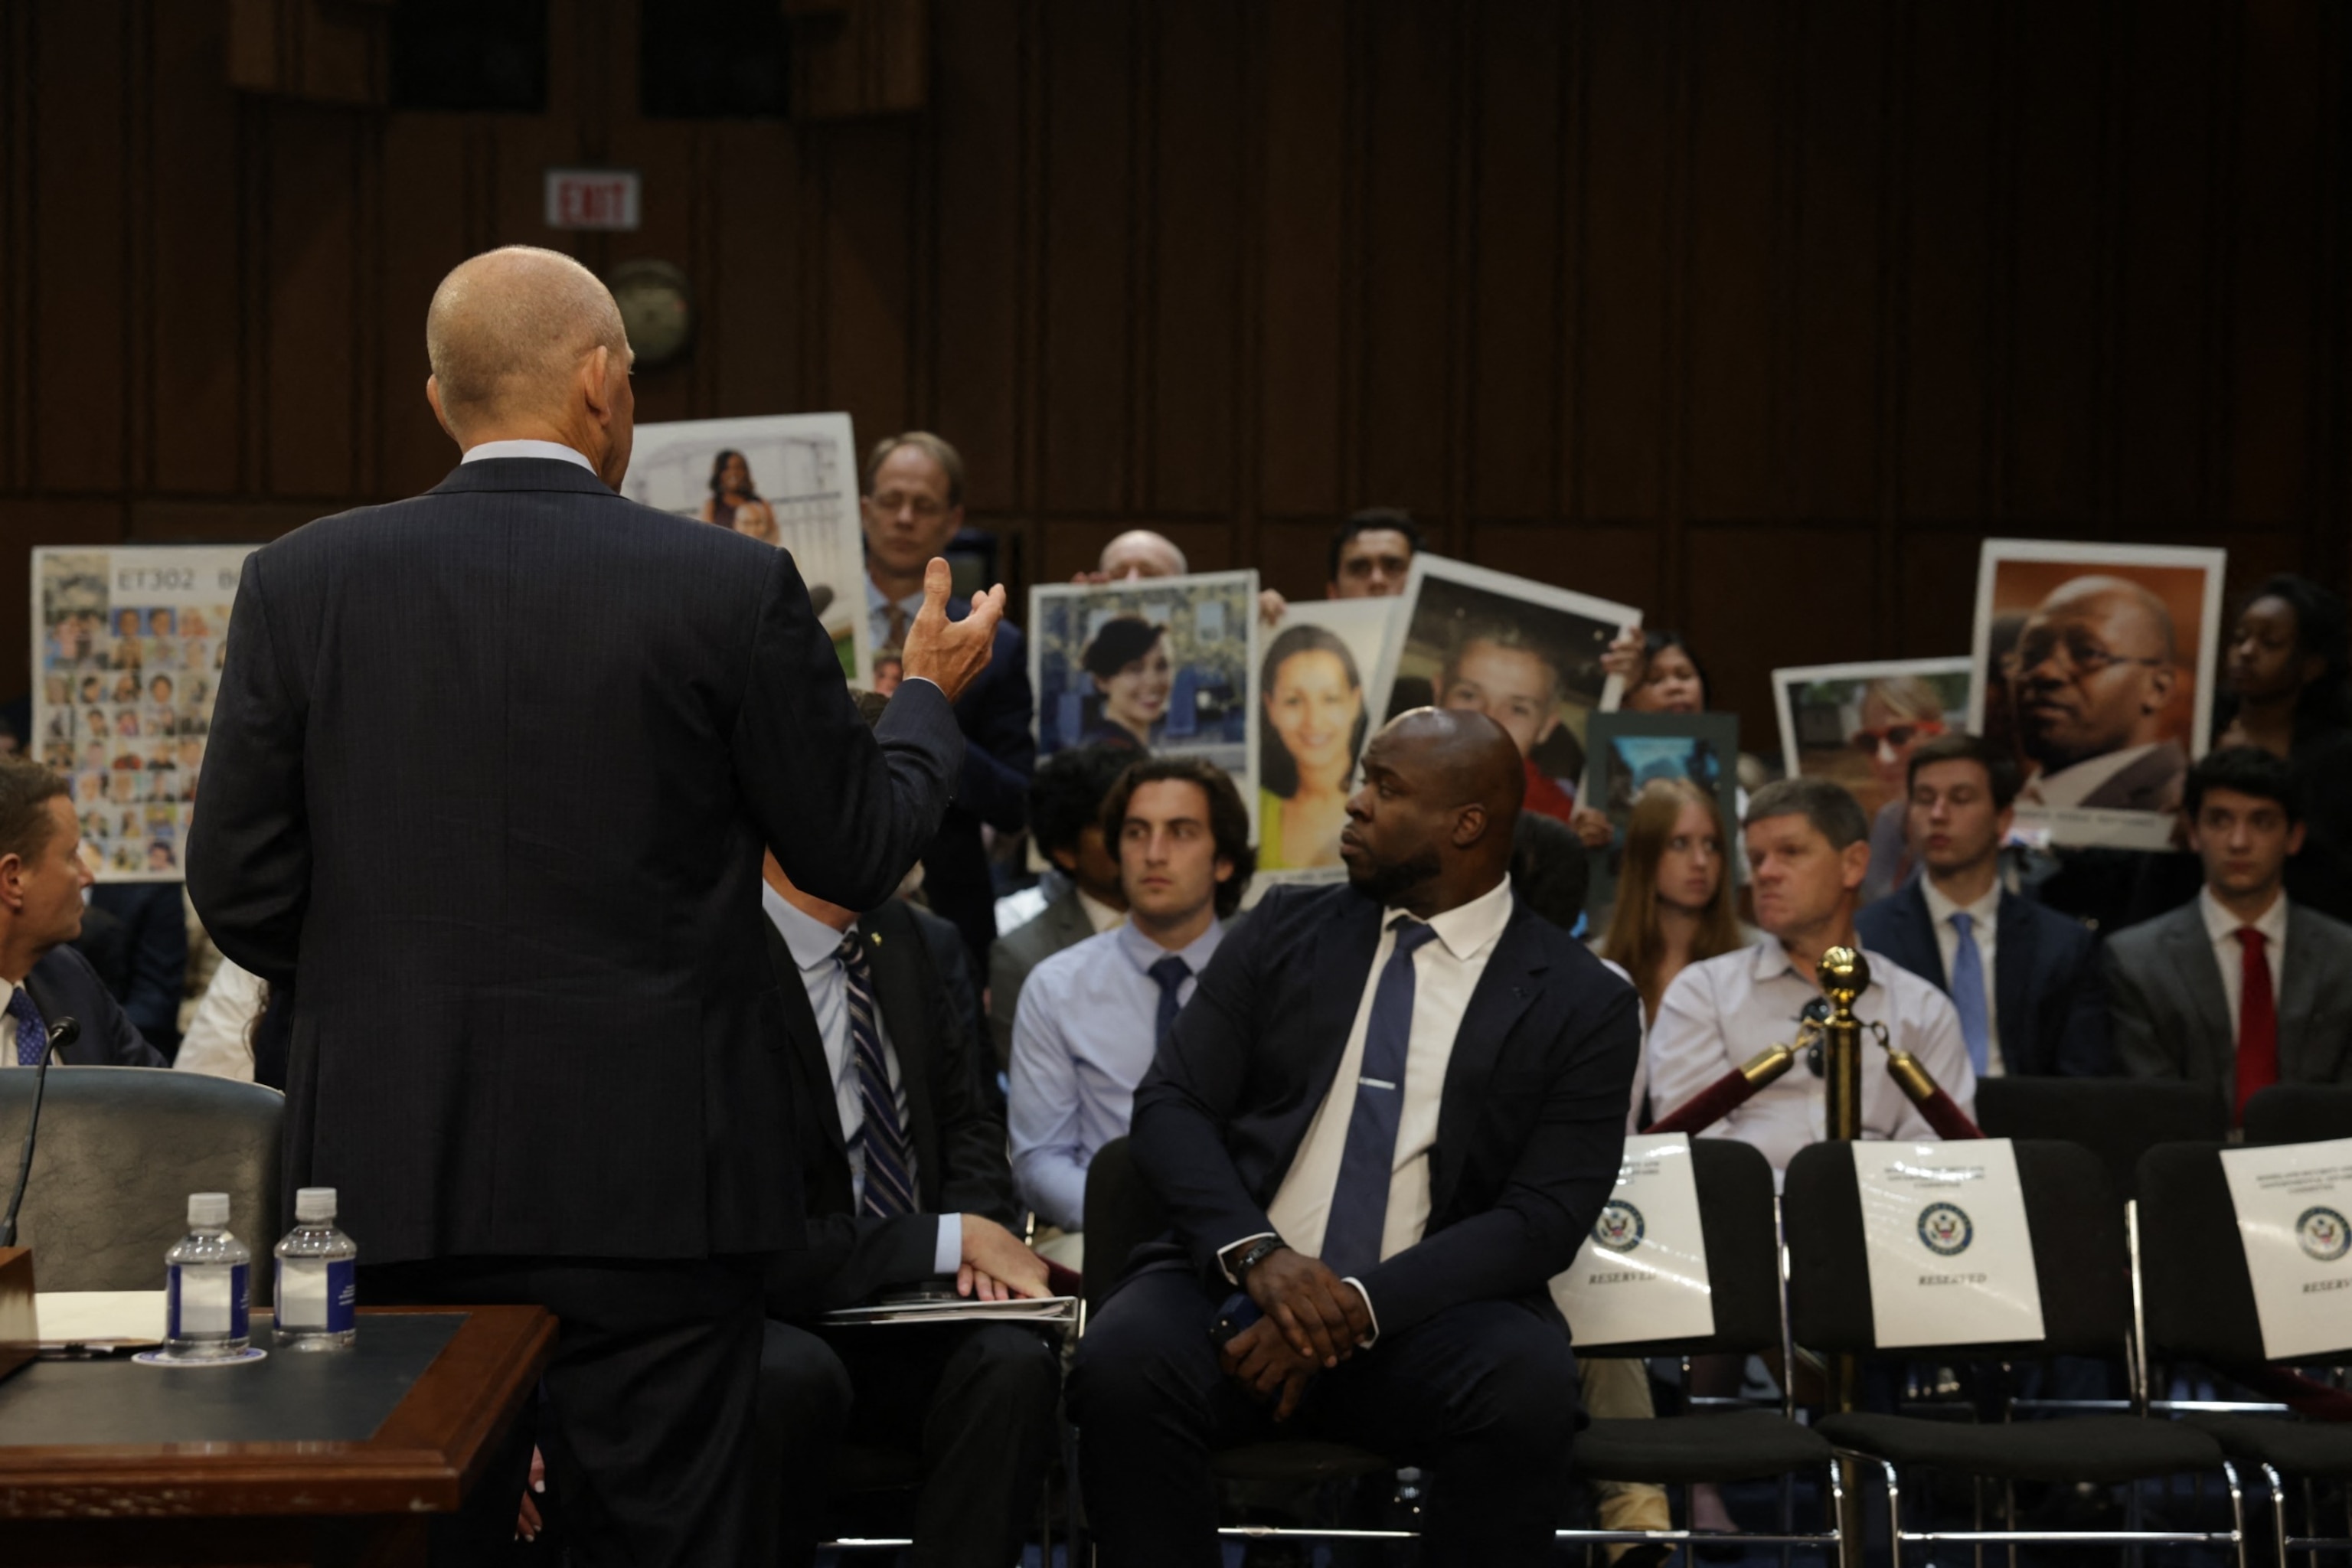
[2011, 573, 2182, 768]
[1099, 530, 1188, 581]
[1341, 707, 1524, 915]
[424, 247, 635, 484]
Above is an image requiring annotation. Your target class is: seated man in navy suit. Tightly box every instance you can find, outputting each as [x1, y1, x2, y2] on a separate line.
[1070, 710, 1640, 1567]
[0, 756, 163, 1070]
[1857, 732, 2113, 1078]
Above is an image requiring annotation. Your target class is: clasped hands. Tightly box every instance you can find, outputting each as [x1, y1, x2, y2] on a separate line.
[1217, 1246, 1373, 1422]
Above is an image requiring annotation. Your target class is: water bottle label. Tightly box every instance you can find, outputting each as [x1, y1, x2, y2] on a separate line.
[328, 1259, 355, 1333]
[275, 1258, 354, 1333]
[168, 1262, 249, 1339]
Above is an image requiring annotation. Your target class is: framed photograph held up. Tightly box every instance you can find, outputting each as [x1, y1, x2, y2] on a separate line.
[1256, 598, 1397, 879]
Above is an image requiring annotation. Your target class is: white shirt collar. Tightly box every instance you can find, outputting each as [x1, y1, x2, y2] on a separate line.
[1920, 876, 2001, 933]
[1076, 887, 1127, 934]
[1114, 915, 1223, 975]
[2024, 742, 2161, 808]
[761, 880, 856, 971]
[461, 439, 596, 472]
[2199, 884, 2288, 951]
[865, 577, 926, 617]
[1389, 874, 1515, 963]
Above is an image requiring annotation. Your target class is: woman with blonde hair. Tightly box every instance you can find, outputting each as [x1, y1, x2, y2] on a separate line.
[1852, 674, 1946, 903]
[1596, 776, 1747, 1025]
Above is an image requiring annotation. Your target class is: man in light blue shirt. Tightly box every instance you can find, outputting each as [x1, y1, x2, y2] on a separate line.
[1010, 757, 1256, 1252]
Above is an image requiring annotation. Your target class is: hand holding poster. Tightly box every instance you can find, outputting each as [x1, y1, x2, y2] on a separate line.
[1851, 1139, 2044, 1349]
[1550, 1133, 1715, 1348]
[2219, 1137, 2352, 1361]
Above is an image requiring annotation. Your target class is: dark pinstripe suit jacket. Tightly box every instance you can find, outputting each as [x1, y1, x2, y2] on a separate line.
[187, 457, 965, 1265]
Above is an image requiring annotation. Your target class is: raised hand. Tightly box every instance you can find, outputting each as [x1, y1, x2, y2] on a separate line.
[899, 557, 1007, 704]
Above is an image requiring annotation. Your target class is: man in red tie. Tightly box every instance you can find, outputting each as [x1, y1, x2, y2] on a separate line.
[2106, 746, 2352, 1121]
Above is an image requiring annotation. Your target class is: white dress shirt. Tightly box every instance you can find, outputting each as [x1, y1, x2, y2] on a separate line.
[459, 438, 596, 471]
[1240, 877, 1515, 1336]
[1919, 877, 2004, 1078]
[1076, 887, 1126, 935]
[762, 884, 960, 1276]
[173, 957, 267, 1081]
[1646, 936, 1976, 1174]
[2198, 886, 2290, 1040]
[2018, 743, 2161, 808]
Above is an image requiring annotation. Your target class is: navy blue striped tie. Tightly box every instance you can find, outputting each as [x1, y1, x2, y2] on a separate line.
[838, 932, 917, 1219]
[1148, 955, 1191, 1050]
[1320, 918, 1439, 1279]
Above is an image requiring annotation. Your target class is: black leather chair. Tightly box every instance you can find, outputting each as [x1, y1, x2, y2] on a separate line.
[1975, 1076, 2224, 1200]
[1562, 1136, 1841, 1562]
[2138, 1140, 2352, 1562]
[1783, 1138, 2245, 1561]
[2242, 1083, 2352, 1147]
[0, 1067, 280, 1292]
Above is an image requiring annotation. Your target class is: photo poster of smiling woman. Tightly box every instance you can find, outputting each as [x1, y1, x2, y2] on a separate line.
[1029, 570, 1262, 834]
[1255, 597, 1399, 880]
[1369, 554, 1642, 832]
[1967, 539, 2226, 850]
[1773, 655, 1974, 889]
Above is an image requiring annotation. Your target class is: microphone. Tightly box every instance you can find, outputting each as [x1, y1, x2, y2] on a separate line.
[0, 1017, 77, 1250]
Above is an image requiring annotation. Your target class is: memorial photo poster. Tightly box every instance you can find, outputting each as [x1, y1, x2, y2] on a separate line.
[1774, 656, 1973, 875]
[1967, 539, 2226, 851]
[1579, 712, 1743, 914]
[1256, 598, 1397, 880]
[2220, 1138, 2352, 1361]
[1030, 572, 1260, 828]
[621, 413, 868, 681]
[1370, 556, 1641, 831]
[33, 545, 255, 880]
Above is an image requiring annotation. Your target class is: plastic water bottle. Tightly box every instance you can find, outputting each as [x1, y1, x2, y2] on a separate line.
[274, 1187, 358, 1350]
[164, 1192, 250, 1358]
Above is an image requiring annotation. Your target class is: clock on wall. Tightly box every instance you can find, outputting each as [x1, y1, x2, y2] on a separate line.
[606, 260, 694, 368]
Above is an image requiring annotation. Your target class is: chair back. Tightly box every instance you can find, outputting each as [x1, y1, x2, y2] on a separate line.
[1080, 1136, 1168, 1315]
[2242, 1083, 2352, 1147]
[1570, 1135, 1782, 1359]
[1783, 1138, 2127, 1358]
[0, 1067, 282, 1292]
[1975, 1076, 2223, 1199]
[2136, 1138, 2352, 1366]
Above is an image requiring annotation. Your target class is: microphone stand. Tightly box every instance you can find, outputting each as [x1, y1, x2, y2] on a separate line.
[0, 1017, 80, 1250]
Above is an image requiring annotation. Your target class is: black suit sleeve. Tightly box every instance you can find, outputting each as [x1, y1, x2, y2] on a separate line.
[769, 1211, 942, 1318]
[915, 926, 1021, 1227]
[1357, 976, 1639, 1338]
[2051, 923, 2116, 1076]
[186, 554, 309, 986]
[731, 549, 966, 913]
[950, 622, 1036, 835]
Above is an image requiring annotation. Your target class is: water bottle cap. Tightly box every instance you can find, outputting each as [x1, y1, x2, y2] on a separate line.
[294, 1187, 336, 1222]
[187, 1192, 230, 1228]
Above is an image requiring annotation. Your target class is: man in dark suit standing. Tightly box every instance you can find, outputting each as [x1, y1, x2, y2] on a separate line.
[755, 839, 1060, 1566]
[861, 433, 1036, 980]
[1070, 710, 1641, 1567]
[185, 246, 1006, 1566]
[2106, 746, 2352, 1122]
[1857, 733, 2112, 1077]
[0, 757, 163, 1070]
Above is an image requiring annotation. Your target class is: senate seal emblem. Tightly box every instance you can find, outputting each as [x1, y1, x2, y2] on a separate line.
[2296, 1206, 2350, 1263]
[1592, 1200, 1645, 1254]
[1918, 1202, 1973, 1257]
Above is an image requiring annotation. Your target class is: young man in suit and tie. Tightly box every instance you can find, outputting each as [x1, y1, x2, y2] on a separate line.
[2106, 746, 2352, 1121]
[1856, 733, 2113, 1078]
[753, 838, 1060, 1567]
[0, 757, 163, 1070]
[1070, 710, 1640, 1567]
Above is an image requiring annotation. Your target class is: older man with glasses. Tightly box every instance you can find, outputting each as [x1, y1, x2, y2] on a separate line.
[2001, 575, 2187, 812]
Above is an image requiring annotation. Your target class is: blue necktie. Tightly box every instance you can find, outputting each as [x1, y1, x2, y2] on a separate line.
[8, 988, 47, 1067]
[838, 933, 917, 1218]
[1949, 912, 1991, 1077]
[1148, 955, 1191, 1050]
[1321, 918, 1440, 1279]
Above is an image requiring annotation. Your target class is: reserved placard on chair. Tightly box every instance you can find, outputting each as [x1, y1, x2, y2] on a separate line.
[1551, 1133, 1714, 1347]
[2219, 1136, 2352, 1361]
[1852, 1140, 2044, 1348]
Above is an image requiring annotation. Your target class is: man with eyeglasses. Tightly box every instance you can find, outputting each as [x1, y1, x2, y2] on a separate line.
[2002, 575, 2187, 812]
[861, 433, 1038, 982]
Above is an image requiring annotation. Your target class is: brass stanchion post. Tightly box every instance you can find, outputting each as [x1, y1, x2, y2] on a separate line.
[1815, 945, 1870, 1550]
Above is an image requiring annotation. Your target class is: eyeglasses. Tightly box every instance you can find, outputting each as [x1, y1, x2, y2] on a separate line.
[1849, 720, 1945, 753]
[2000, 629, 2168, 681]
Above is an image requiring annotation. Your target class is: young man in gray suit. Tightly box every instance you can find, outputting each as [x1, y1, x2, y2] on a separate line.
[987, 742, 1134, 1068]
[2106, 746, 2352, 1123]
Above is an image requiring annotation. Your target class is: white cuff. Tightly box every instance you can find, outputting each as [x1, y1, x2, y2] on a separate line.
[1217, 1232, 1278, 1285]
[1341, 1277, 1380, 1348]
[933, 1214, 964, 1276]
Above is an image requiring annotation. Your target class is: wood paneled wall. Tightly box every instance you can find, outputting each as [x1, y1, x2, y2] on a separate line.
[2, 0, 2346, 745]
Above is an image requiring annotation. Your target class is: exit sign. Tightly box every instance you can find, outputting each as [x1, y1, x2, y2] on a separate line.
[544, 169, 642, 231]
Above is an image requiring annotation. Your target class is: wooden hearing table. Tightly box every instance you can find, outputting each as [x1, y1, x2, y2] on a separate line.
[0, 1305, 554, 1566]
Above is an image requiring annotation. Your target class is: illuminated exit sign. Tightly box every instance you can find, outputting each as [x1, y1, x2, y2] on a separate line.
[544, 168, 642, 231]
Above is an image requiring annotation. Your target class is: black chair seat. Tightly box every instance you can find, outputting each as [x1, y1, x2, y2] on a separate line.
[1210, 1442, 1393, 1483]
[830, 1443, 923, 1491]
[1818, 1413, 2224, 1484]
[2182, 1413, 2352, 1479]
[1573, 1410, 1832, 1485]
